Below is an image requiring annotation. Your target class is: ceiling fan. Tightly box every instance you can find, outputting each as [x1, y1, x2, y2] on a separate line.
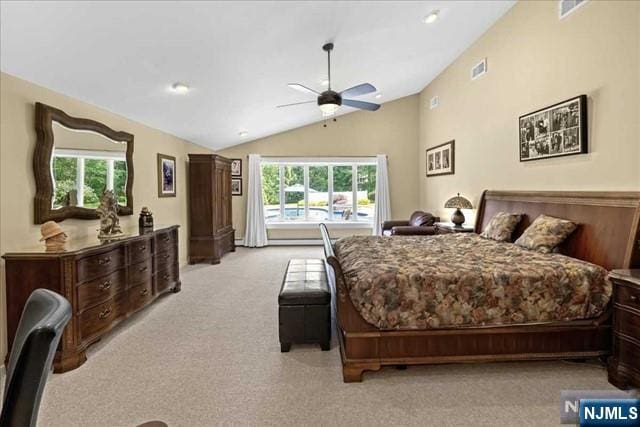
[277, 43, 380, 117]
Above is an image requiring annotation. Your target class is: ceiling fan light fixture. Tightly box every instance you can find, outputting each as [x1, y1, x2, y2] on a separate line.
[424, 10, 440, 24]
[319, 103, 340, 115]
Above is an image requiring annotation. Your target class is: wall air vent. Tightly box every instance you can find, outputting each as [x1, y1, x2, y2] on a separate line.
[559, 0, 588, 19]
[430, 95, 439, 109]
[471, 58, 487, 81]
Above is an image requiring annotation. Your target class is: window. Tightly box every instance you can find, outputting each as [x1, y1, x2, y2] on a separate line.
[261, 158, 376, 225]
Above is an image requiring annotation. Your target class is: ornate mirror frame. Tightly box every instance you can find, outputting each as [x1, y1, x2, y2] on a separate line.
[34, 102, 134, 224]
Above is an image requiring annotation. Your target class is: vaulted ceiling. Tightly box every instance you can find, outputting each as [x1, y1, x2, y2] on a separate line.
[1, 1, 514, 149]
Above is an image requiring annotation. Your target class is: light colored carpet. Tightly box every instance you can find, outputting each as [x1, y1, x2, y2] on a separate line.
[27, 246, 615, 426]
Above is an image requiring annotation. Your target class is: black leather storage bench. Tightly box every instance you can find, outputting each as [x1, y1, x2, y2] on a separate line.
[278, 259, 331, 352]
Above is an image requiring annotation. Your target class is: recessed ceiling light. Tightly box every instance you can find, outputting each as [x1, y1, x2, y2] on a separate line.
[320, 79, 329, 86]
[170, 82, 190, 94]
[423, 10, 439, 24]
[375, 93, 382, 99]
[238, 131, 248, 137]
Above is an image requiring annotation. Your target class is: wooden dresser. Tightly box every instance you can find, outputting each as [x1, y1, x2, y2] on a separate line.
[2, 225, 180, 372]
[608, 269, 640, 389]
[188, 154, 235, 264]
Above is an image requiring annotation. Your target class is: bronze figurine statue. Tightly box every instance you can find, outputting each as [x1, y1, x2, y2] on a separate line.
[96, 190, 124, 240]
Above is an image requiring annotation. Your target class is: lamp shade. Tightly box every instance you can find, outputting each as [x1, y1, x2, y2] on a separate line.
[444, 193, 473, 209]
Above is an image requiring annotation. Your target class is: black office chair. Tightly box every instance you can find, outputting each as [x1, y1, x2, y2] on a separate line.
[1, 289, 71, 427]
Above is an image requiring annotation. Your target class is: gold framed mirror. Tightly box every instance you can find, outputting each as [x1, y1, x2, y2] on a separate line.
[33, 102, 134, 223]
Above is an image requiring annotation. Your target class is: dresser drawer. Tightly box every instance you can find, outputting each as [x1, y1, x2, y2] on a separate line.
[155, 246, 176, 266]
[156, 229, 177, 254]
[129, 237, 153, 264]
[156, 263, 178, 294]
[129, 281, 154, 313]
[77, 268, 126, 312]
[616, 336, 640, 372]
[615, 307, 640, 339]
[615, 283, 640, 311]
[130, 258, 153, 286]
[77, 247, 125, 283]
[80, 291, 127, 341]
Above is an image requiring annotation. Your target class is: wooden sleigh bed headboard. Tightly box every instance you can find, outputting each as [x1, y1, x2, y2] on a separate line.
[475, 190, 640, 271]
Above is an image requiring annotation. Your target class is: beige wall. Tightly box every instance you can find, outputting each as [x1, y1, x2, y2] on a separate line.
[219, 95, 421, 240]
[0, 72, 212, 358]
[419, 0, 640, 222]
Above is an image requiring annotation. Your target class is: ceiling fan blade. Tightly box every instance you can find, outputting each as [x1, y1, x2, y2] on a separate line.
[342, 99, 380, 111]
[276, 100, 317, 108]
[340, 83, 377, 97]
[287, 83, 320, 96]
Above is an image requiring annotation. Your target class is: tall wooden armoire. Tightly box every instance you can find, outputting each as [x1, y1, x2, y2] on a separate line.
[188, 154, 235, 264]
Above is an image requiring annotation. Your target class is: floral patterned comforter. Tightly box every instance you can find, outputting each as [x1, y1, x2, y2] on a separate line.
[334, 233, 611, 330]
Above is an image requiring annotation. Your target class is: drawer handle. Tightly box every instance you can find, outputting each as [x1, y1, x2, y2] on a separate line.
[98, 257, 111, 265]
[98, 307, 112, 319]
[631, 295, 638, 303]
[98, 280, 112, 291]
[163, 274, 170, 280]
[139, 245, 146, 251]
[139, 266, 148, 272]
[162, 236, 170, 243]
[164, 254, 171, 260]
[140, 288, 149, 296]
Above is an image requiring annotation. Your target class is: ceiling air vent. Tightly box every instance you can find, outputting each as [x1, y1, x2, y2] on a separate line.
[559, 0, 588, 19]
[471, 58, 487, 81]
[430, 95, 439, 109]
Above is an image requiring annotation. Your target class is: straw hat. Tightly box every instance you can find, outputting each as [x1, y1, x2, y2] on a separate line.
[40, 221, 67, 241]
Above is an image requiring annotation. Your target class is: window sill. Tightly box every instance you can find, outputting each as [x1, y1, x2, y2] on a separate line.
[266, 221, 373, 229]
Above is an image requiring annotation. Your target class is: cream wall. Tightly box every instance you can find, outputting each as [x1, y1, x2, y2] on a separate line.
[419, 0, 640, 222]
[218, 95, 420, 240]
[0, 72, 212, 358]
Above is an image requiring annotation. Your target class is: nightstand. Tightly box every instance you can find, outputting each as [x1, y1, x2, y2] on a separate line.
[608, 269, 640, 390]
[434, 222, 474, 234]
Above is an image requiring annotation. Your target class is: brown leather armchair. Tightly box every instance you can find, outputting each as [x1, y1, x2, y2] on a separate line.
[382, 211, 439, 236]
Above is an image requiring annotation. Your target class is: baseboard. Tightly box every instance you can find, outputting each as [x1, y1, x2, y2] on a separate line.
[234, 239, 333, 246]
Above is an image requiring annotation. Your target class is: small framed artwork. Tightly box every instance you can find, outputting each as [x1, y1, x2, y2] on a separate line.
[231, 159, 242, 176]
[231, 178, 242, 196]
[157, 153, 176, 197]
[519, 94, 587, 162]
[426, 140, 455, 177]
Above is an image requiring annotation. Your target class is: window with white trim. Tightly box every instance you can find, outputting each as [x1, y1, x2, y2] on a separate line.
[261, 157, 376, 225]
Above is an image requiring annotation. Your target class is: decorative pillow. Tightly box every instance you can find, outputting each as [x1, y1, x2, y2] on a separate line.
[480, 212, 523, 242]
[514, 214, 577, 253]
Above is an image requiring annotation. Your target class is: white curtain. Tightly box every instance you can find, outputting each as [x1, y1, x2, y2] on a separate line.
[373, 154, 391, 236]
[243, 154, 268, 247]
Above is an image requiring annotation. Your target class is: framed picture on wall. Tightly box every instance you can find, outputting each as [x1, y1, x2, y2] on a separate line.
[519, 94, 587, 162]
[157, 153, 176, 197]
[426, 140, 455, 177]
[231, 178, 242, 196]
[231, 159, 242, 176]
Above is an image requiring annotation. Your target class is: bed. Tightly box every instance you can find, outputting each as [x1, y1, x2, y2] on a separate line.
[320, 190, 640, 382]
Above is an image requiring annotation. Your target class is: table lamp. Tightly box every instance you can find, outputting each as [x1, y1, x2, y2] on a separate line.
[444, 193, 473, 226]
